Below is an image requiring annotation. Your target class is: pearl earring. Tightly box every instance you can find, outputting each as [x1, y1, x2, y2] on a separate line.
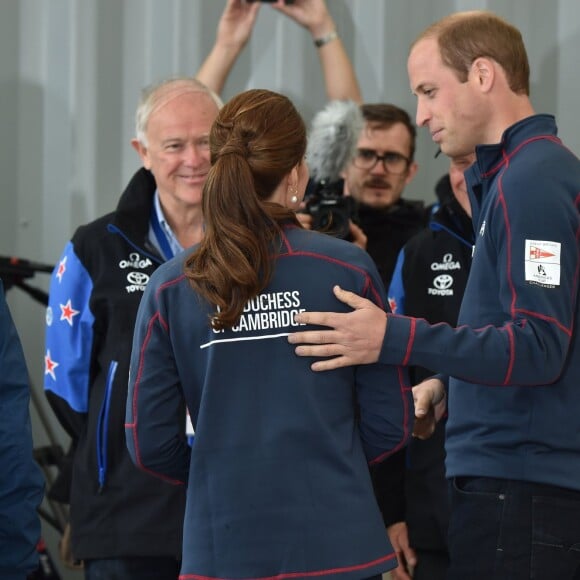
[289, 185, 298, 204]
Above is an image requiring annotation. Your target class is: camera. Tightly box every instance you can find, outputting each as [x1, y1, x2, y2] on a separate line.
[303, 178, 356, 240]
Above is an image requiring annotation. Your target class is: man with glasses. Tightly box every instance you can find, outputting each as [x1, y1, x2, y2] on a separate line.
[341, 104, 428, 286]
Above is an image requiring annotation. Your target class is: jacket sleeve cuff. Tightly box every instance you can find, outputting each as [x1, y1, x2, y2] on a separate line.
[378, 314, 416, 366]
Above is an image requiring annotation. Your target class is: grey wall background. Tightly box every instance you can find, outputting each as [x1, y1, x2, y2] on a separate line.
[1, 1, 578, 578]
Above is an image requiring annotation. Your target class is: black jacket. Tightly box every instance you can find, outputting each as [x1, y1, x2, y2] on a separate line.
[372, 174, 474, 551]
[356, 199, 428, 288]
[44, 168, 185, 560]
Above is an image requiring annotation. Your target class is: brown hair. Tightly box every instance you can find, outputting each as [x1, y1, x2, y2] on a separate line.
[361, 104, 417, 161]
[184, 89, 306, 330]
[414, 11, 530, 95]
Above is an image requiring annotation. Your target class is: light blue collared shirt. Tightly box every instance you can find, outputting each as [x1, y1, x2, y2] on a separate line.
[148, 191, 184, 261]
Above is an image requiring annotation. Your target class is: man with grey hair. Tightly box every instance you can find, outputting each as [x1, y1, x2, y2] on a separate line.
[43, 76, 221, 580]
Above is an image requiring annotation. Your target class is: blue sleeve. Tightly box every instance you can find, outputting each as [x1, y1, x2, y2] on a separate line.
[44, 242, 95, 438]
[379, 170, 579, 386]
[354, 257, 413, 464]
[387, 248, 406, 315]
[126, 271, 189, 485]
[0, 280, 44, 578]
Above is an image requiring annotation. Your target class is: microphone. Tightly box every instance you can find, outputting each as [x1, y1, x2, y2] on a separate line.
[0, 256, 54, 279]
[306, 99, 364, 183]
[304, 100, 364, 239]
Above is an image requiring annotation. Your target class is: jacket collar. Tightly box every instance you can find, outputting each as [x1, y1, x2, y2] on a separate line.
[464, 115, 560, 224]
[473, 114, 559, 178]
[111, 168, 157, 238]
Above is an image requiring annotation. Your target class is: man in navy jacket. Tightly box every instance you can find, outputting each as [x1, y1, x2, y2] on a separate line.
[288, 11, 580, 580]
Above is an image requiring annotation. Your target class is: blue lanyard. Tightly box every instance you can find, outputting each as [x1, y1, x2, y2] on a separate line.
[150, 205, 175, 260]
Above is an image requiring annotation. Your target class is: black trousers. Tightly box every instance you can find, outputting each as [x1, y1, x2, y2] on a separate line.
[447, 477, 580, 580]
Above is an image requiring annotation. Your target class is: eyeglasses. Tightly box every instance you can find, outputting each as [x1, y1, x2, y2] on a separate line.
[353, 148, 410, 175]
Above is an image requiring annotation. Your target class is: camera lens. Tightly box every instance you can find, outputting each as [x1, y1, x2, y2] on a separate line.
[311, 200, 351, 240]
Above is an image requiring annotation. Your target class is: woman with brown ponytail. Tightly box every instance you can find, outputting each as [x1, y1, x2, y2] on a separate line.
[126, 88, 411, 580]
